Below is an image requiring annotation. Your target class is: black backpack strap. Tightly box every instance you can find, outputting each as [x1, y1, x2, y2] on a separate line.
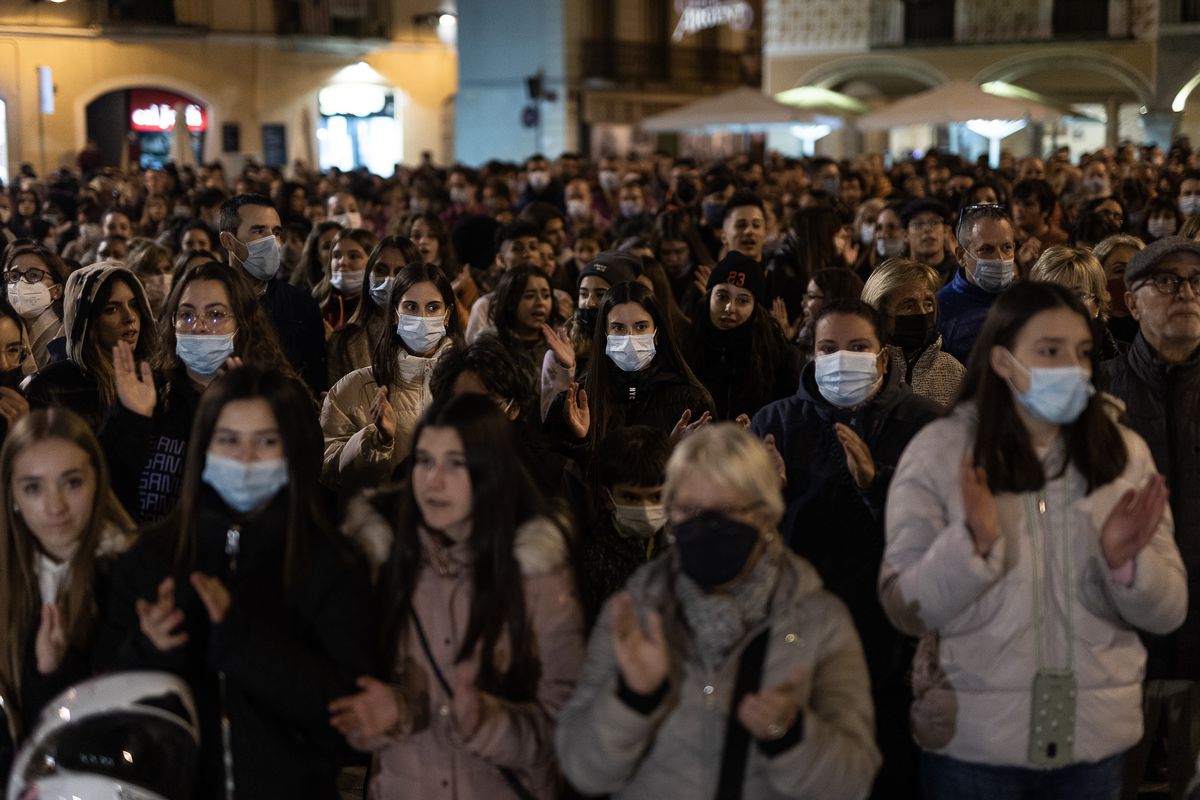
[409, 608, 536, 800]
[714, 628, 771, 800]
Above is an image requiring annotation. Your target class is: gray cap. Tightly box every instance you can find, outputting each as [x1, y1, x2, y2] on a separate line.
[1125, 236, 1200, 288]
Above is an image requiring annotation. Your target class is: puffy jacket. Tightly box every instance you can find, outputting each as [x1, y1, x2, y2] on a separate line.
[556, 545, 881, 799]
[887, 336, 965, 409]
[1101, 333, 1200, 679]
[99, 488, 377, 800]
[879, 404, 1187, 767]
[343, 492, 585, 800]
[320, 339, 452, 493]
[936, 270, 998, 364]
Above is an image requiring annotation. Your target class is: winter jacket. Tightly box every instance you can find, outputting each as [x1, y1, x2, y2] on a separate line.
[260, 277, 328, 395]
[1101, 333, 1200, 679]
[750, 361, 940, 690]
[343, 492, 585, 800]
[879, 404, 1187, 767]
[578, 513, 668, 624]
[99, 488, 377, 800]
[936, 270, 999, 364]
[684, 319, 801, 421]
[555, 545, 881, 799]
[887, 336, 965, 409]
[320, 338, 452, 493]
[326, 314, 387, 387]
[25, 307, 63, 371]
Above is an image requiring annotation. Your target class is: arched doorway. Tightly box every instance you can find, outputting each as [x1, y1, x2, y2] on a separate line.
[85, 87, 207, 169]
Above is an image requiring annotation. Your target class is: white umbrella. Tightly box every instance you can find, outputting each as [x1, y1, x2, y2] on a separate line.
[640, 86, 843, 133]
[855, 80, 1064, 130]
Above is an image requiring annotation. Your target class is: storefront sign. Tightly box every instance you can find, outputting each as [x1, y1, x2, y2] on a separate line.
[129, 89, 207, 132]
[672, 0, 754, 41]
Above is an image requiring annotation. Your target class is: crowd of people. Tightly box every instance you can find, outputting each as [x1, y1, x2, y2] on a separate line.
[0, 137, 1198, 799]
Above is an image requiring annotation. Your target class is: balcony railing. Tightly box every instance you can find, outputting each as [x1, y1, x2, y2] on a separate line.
[581, 40, 746, 89]
[276, 0, 391, 38]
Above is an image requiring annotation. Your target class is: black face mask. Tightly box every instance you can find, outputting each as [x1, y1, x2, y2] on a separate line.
[675, 179, 699, 205]
[892, 312, 937, 353]
[672, 511, 759, 589]
[576, 306, 598, 336]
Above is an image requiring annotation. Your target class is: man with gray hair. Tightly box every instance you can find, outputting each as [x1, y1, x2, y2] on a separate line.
[1102, 236, 1200, 799]
[935, 203, 1017, 364]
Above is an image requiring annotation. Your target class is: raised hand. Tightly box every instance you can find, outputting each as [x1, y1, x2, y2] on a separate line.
[329, 676, 401, 745]
[543, 323, 576, 370]
[762, 433, 787, 488]
[135, 577, 188, 652]
[190, 573, 231, 624]
[370, 386, 397, 443]
[1101, 474, 1169, 569]
[770, 298, 799, 341]
[610, 592, 669, 696]
[0, 387, 29, 426]
[113, 340, 156, 418]
[35, 602, 68, 675]
[835, 423, 876, 489]
[693, 265, 713, 297]
[564, 382, 590, 438]
[452, 658, 483, 739]
[737, 668, 804, 742]
[669, 409, 712, 447]
[1018, 237, 1043, 272]
[961, 453, 1000, 557]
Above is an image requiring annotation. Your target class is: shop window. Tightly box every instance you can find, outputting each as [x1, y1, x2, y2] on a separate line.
[903, 0, 955, 44]
[1053, 0, 1109, 35]
[317, 86, 400, 177]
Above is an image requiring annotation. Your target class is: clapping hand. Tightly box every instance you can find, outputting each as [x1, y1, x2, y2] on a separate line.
[1101, 474, 1169, 570]
[34, 602, 68, 675]
[610, 592, 669, 696]
[961, 454, 1000, 557]
[370, 386, 397, 443]
[135, 578, 188, 652]
[737, 668, 804, 742]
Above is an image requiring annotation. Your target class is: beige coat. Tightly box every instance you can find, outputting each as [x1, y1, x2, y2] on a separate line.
[319, 339, 452, 493]
[343, 495, 585, 799]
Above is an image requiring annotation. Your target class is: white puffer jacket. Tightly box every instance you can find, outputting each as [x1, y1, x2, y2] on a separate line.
[320, 339, 452, 493]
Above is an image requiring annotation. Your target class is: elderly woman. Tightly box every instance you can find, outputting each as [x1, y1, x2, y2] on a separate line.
[861, 258, 965, 408]
[556, 423, 880, 799]
[1029, 244, 1123, 360]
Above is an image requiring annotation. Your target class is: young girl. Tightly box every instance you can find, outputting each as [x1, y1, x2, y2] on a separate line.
[0, 409, 136, 783]
[331, 393, 583, 799]
[881, 281, 1185, 798]
[485, 264, 564, 404]
[3, 243, 66, 370]
[316, 228, 378, 334]
[321, 263, 459, 495]
[101, 366, 375, 800]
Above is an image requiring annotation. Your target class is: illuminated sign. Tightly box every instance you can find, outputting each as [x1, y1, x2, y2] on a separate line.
[129, 89, 207, 132]
[672, 0, 754, 41]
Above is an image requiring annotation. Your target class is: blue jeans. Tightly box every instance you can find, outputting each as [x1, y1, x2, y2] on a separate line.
[921, 752, 1124, 800]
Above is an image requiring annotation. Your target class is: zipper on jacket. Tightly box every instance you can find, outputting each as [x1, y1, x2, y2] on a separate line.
[219, 524, 241, 800]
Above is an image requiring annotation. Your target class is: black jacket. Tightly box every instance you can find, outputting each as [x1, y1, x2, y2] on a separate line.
[1101, 333, 1200, 679]
[684, 318, 800, 420]
[260, 278, 328, 395]
[99, 489, 377, 800]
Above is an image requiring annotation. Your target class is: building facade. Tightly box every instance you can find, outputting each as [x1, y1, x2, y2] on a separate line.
[0, 0, 457, 182]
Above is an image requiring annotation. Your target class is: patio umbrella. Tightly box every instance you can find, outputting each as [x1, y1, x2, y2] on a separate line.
[856, 80, 1064, 130]
[640, 86, 844, 133]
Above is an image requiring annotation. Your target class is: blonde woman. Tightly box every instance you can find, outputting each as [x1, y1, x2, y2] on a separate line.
[1091, 234, 1145, 345]
[557, 423, 880, 799]
[1030, 245, 1123, 360]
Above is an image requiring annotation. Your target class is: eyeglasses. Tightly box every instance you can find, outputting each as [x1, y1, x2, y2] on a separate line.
[956, 203, 1009, 231]
[3, 268, 48, 285]
[174, 309, 232, 332]
[1, 344, 28, 365]
[1135, 273, 1200, 296]
[907, 218, 943, 232]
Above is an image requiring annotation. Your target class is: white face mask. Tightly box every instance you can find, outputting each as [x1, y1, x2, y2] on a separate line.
[396, 313, 446, 354]
[969, 254, 1016, 293]
[1147, 219, 1177, 240]
[330, 211, 363, 230]
[143, 274, 173, 312]
[619, 200, 644, 218]
[1182, 196, 1200, 217]
[612, 503, 668, 538]
[813, 350, 882, 408]
[450, 187, 472, 207]
[875, 237, 905, 259]
[527, 170, 551, 192]
[238, 234, 281, 281]
[859, 223, 876, 246]
[369, 275, 393, 308]
[7, 281, 53, 320]
[606, 333, 656, 372]
[330, 269, 365, 295]
[598, 170, 620, 192]
[567, 198, 590, 219]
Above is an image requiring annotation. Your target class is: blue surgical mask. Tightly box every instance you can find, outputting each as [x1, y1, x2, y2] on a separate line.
[176, 332, 235, 376]
[369, 276, 393, 308]
[1008, 354, 1095, 425]
[970, 255, 1015, 293]
[202, 453, 289, 513]
[396, 313, 446, 354]
[605, 333, 656, 372]
[238, 234, 281, 281]
[814, 350, 881, 408]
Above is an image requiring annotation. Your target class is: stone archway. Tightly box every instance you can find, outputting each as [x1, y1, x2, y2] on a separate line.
[74, 75, 218, 164]
[972, 49, 1154, 107]
[796, 55, 948, 94]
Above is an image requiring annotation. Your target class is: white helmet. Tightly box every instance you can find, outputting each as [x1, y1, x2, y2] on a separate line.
[7, 671, 199, 800]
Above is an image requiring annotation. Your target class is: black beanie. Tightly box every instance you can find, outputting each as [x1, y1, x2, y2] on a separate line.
[706, 251, 764, 300]
[577, 250, 641, 289]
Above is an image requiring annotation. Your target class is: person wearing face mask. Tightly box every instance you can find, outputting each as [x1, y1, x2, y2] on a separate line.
[218, 194, 328, 395]
[540, 252, 639, 420]
[1092, 233, 1146, 346]
[126, 241, 175, 317]
[100, 366, 376, 800]
[0, 303, 31, 442]
[326, 191, 364, 231]
[751, 298, 939, 798]
[881, 282, 1184, 799]
[1179, 170, 1200, 220]
[547, 282, 714, 455]
[332, 394, 583, 800]
[440, 167, 487, 232]
[557, 423, 881, 798]
[290, 221, 343, 292]
[2, 243, 66, 371]
[1140, 196, 1185, 243]
[1029, 245, 1125, 361]
[320, 264, 458, 496]
[854, 202, 908, 282]
[1100, 237, 1200, 799]
[326, 236, 421, 385]
[313, 228, 377, 335]
[0, 410, 137, 786]
[613, 181, 653, 239]
[518, 154, 566, 213]
[937, 203, 1018, 364]
[862, 259, 965, 408]
[682, 252, 799, 421]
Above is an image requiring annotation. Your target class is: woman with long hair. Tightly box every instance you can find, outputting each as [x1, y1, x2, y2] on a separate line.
[127, 240, 175, 316]
[408, 212, 460, 281]
[290, 220, 343, 291]
[313, 228, 379, 334]
[326, 235, 421, 385]
[650, 209, 714, 303]
[0, 409, 136, 782]
[101, 366, 375, 799]
[0, 300, 31, 442]
[331, 393, 583, 798]
[880, 282, 1185, 798]
[485, 264, 564, 402]
[320, 263, 459, 495]
[3, 242, 67, 370]
[137, 193, 170, 238]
